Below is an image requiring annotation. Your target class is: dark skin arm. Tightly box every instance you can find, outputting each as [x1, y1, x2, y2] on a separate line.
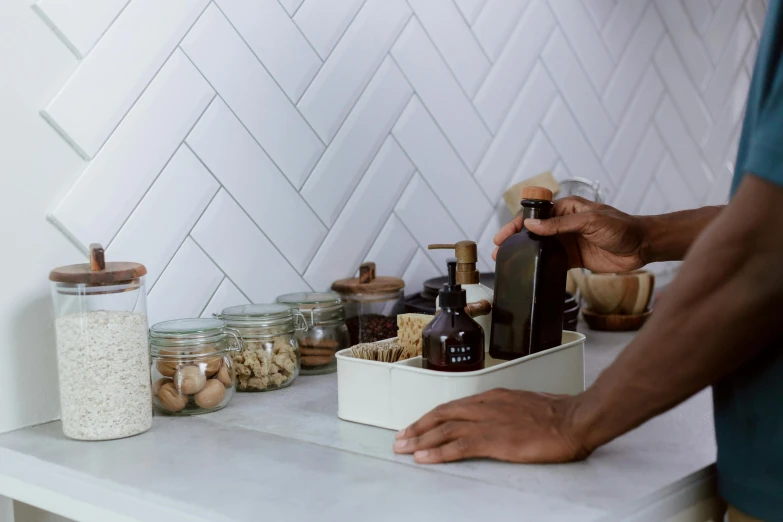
[394, 175, 783, 464]
[491, 196, 724, 272]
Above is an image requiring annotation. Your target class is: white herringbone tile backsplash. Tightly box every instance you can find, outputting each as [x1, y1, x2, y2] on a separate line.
[39, 0, 765, 325]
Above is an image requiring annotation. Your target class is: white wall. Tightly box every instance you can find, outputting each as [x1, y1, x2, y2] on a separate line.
[0, 0, 764, 437]
[0, 0, 86, 434]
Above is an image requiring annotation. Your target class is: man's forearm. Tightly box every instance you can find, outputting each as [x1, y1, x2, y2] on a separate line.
[640, 205, 724, 264]
[570, 176, 783, 452]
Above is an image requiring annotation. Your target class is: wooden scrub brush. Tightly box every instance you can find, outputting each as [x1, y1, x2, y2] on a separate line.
[351, 338, 405, 363]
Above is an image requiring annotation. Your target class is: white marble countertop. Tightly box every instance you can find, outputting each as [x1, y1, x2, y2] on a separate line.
[0, 327, 716, 522]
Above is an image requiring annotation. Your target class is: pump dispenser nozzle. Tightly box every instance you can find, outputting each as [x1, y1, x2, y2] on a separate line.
[428, 241, 480, 284]
[438, 259, 467, 309]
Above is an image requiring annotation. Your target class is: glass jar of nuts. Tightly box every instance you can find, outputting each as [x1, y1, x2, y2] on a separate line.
[331, 262, 404, 345]
[276, 292, 350, 375]
[149, 318, 240, 416]
[217, 304, 301, 392]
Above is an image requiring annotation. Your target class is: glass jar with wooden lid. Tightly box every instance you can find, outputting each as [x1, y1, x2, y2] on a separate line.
[331, 262, 405, 345]
[49, 243, 151, 441]
[276, 292, 350, 375]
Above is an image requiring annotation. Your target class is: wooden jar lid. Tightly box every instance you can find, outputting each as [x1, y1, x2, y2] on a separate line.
[331, 262, 404, 295]
[49, 243, 147, 285]
[521, 186, 553, 201]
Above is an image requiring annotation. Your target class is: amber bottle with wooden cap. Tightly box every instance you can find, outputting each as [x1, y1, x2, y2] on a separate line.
[490, 186, 568, 359]
[428, 241, 494, 351]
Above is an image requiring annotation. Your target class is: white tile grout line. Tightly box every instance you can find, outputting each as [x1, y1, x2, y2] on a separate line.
[30, 2, 87, 59]
[388, 131, 476, 244]
[198, 276, 228, 318]
[184, 141, 315, 293]
[292, 0, 370, 65]
[297, 92, 414, 279]
[392, 204, 447, 276]
[39, 0, 213, 162]
[447, 0, 492, 64]
[189, 233, 257, 304]
[388, 52, 492, 190]
[177, 50, 329, 233]
[295, 37, 415, 194]
[105, 91, 218, 251]
[146, 185, 221, 296]
[210, 1, 325, 146]
[402, 0, 494, 112]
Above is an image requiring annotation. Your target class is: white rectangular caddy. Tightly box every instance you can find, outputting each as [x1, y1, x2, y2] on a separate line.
[336, 331, 586, 430]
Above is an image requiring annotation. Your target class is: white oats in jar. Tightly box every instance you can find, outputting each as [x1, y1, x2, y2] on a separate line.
[55, 310, 152, 440]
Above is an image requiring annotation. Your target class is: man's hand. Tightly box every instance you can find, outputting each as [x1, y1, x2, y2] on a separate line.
[493, 196, 648, 273]
[392, 388, 590, 464]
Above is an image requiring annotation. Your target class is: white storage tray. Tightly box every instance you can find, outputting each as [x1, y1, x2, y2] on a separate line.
[336, 331, 585, 430]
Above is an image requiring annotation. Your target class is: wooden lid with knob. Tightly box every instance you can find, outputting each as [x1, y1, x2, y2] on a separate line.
[331, 262, 405, 295]
[521, 186, 553, 201]
[49, 243, 147, 285]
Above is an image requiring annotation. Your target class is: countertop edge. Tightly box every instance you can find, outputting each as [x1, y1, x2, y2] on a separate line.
[597, 465, 719, 522]
[0, 447, 220, 522]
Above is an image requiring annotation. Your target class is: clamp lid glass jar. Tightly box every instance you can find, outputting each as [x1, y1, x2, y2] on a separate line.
[331, 262, 404, 344]
[217, 304, 301, 392]
[149, 318, 240, 415]
[276, 292, 350, 375]
[49, 244, 151, 441]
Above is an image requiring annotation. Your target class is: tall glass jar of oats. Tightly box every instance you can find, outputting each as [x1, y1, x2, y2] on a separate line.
[49, 244, 152, 441]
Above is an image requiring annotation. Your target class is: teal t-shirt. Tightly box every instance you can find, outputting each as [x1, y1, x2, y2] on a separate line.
[718, 0, 783, 518]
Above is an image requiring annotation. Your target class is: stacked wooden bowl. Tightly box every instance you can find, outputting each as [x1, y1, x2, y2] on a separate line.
[572, 269, 654, 331]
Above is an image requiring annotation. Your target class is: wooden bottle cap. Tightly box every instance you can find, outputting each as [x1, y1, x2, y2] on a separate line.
[521, 186, 553, 201]
[49, 243, 147, 285]
[331, 262, 405, 295]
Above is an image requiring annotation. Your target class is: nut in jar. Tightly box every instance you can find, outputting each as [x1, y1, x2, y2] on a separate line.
[217, 304, 302, 392]
[149, 319, 240, 415]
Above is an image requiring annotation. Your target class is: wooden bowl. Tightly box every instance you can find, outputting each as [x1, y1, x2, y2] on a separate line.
[578, 270, 654, 315]
[582, 308, 652, 331]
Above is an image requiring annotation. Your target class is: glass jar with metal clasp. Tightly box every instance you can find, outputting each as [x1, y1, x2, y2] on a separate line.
[276, 292, 350, 375]
[217, 304, 305, 392]
[149, 318, 241, 416]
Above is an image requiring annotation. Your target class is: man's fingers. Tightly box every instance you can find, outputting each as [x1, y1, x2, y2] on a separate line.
[396, 402, 482, 440]
[393, 421, 473, 455]
[525, 213, 591, 237]
[493, 216, 523, 246]
[552, 196, 599, 217]
[413, 436, 486, 464]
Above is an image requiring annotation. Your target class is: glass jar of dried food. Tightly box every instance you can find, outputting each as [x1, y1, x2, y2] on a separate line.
[217, 304, 302, 392]
[276, 292, 350, 375]
[331, 262, 405, 345]
[149, 318, 240, 415]
[49, 244, 152, 441]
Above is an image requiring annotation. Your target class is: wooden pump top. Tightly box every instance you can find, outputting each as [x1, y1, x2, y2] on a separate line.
[428, 241, 480, 285]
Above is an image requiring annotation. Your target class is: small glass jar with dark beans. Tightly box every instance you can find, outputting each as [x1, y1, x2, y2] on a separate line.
[332, 262, 405, 345]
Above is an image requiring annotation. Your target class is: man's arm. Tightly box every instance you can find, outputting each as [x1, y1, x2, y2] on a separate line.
[394, 175, 783, 464]
[502, 196, 724, 273]
[572, 174, 783, 452]
[641, 205, 724, 264]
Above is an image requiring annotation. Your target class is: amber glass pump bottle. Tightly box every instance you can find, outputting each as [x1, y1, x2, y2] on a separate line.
[490, 186, 568, 360]
[422, 260, 484, 372]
